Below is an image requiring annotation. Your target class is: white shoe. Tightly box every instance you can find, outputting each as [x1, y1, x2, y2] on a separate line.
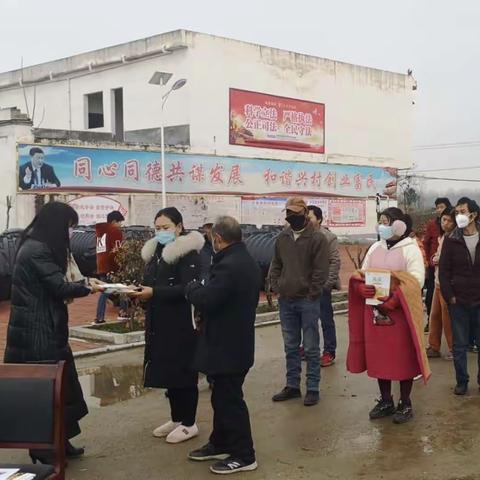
[152, 420, 181, 438]
[166, 424, 199, 444]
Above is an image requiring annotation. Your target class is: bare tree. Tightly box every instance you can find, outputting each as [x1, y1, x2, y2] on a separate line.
[345, 244, 368, 270]
[398, 173, 424, 214]
[6, 196, 12, 230]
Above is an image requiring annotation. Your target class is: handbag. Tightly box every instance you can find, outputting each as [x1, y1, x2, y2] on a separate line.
[65, 254, 86, 304]
[66, 254, 85, 283]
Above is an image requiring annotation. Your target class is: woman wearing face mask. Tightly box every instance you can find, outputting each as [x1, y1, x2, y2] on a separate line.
[4, 202, 103, 464]
[132, 207, 204, 444]
[347, 207, 430, 424]
[426, 207, 456, 359]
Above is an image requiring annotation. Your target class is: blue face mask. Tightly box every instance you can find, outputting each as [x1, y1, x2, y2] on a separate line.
[155, 231, 176, 245]
[378, 224, 394, 240]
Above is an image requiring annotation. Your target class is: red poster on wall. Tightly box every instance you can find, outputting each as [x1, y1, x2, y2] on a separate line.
[229, 89, 325, 154]
[328, 199, 366, 227]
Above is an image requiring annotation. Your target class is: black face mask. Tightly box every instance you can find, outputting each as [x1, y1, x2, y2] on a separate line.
[286, 214, 307, 231]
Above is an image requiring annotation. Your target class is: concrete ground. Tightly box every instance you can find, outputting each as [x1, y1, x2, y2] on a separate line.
[2, 315, 480, 480]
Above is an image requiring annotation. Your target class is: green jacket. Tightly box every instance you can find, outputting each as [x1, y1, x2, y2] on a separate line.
[269, 221, 329, 299]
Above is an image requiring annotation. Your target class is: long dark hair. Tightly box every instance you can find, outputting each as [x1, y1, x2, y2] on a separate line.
[154, 207, 185, 233]
[19, 202, 78, 272]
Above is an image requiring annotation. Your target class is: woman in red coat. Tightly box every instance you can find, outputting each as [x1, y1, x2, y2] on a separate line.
[347, 208, 430, 424]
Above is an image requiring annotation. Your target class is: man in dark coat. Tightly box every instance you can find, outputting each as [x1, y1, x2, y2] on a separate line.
[439, 197, 480, 395]
[19, 147, 61, 190]
[186, 216, 261, 475]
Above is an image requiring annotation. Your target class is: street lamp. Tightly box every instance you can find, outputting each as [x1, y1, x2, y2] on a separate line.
[148, 72, 187, 208]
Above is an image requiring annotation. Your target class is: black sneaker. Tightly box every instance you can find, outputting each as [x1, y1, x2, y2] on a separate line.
[454, 383, 468, 395]
[304, 391, 319, 406]
[272, 386, 301, 402]
[369, 398, 396, 419]
[210, 457, 258, 475]
[393, 401, 413, 424]
[188, 443, 229, 462]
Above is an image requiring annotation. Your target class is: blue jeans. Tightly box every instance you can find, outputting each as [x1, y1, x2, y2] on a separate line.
[449, 304, 480, 386]
[96, 292, 108, 322]
[279, 298, 321, 392]
[320, 289, 336, 355]
[469, 315, 477, 348]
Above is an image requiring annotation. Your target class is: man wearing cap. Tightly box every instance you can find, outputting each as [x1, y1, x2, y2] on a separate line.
[269, 197, 329, 406]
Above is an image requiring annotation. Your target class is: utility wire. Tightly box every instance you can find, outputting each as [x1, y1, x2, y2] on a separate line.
[400, 174, 480, 183]
[403, 166, 480, 173]
[413, 140, 480, 150]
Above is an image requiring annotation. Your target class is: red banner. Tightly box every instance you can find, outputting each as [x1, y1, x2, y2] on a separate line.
[229, 89, 325, 154]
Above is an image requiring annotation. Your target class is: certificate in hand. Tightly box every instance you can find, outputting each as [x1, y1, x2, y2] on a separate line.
[99, 283, 137, 294]
[364, 269, 391, 306]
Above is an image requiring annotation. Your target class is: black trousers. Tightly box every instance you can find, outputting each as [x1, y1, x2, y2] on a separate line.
[425, 267, 435, 317]
[209, 372, 255, 463]
[168, 386, 198, 427]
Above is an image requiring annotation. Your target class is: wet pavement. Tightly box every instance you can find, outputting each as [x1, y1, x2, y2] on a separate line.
[2, 315, 480, 479]
[79, 364, 149, 408]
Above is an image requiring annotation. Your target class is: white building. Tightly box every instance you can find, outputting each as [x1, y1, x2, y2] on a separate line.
[0, 30, 415, 233]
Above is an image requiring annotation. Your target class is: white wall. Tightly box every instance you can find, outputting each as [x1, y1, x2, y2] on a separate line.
[187, 32, 414, 168]
[0, 53, 191, 134]
[0, 123, 35, 229]
[0, 31, 413, 234]
[0, 31, 414, 169]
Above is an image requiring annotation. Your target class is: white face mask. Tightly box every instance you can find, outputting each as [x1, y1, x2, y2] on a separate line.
[456, 214, 470, 229]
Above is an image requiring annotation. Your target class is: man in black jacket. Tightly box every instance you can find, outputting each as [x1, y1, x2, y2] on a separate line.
[19, 147, 61, 190]
[186, 216, 261, 475]
[439, 197, 480, 395]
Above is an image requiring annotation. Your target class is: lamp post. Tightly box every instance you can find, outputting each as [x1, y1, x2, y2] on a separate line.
[148, 72, 187, 208]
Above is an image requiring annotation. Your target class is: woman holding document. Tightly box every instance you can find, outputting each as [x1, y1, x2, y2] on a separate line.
[4, 202, 103, 463]
[132, 207, 204, 444]
[347, 207, 429, 424]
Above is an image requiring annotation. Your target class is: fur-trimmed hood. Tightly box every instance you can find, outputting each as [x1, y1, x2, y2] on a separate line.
[141, 231, 205, 264]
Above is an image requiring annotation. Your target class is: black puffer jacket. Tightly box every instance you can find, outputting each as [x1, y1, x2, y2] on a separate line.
[439, 224, 480, 306]
[141, 231, 204, 388]
[4, 238, 91, 437]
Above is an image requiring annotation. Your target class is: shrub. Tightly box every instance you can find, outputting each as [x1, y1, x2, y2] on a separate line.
[109, 239, 147, 331]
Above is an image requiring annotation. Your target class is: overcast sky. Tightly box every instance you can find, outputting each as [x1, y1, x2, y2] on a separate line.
[2, 0, 479, 197]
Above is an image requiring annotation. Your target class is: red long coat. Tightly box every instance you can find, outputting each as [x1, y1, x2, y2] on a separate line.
[423, 219, 441, 267]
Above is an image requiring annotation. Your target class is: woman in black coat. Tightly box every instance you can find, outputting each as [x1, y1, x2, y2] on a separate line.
[132, 207, 204, 444]
[4, 202, 102, 463]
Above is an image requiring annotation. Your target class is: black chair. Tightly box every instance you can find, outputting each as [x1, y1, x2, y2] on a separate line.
[0, 361, 66, 480]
